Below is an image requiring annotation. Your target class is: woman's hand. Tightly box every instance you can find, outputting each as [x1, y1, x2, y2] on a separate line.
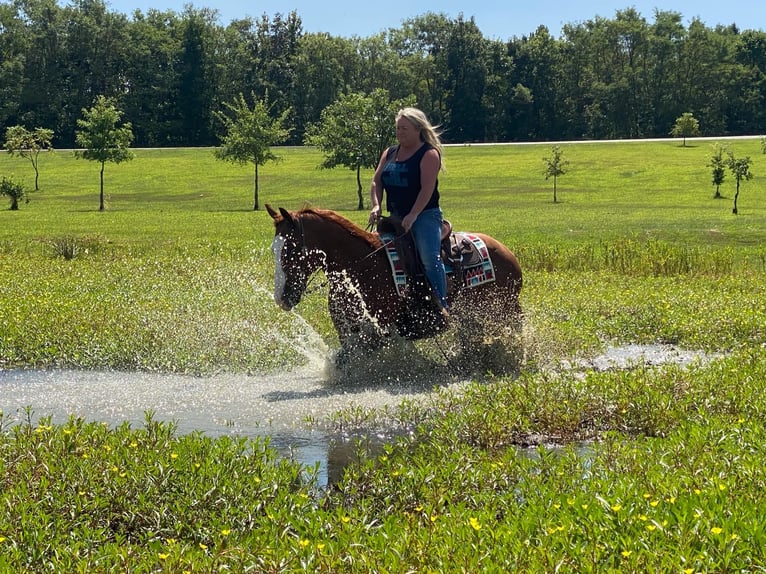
[402, 212, 417, 232]
[368, 206, 381, 226]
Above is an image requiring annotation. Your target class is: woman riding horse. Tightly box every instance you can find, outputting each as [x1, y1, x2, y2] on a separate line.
[266, 205, 523, 358]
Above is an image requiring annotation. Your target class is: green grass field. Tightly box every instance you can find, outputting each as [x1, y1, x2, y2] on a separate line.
[2, 138, 764, 248]
[1, 140, 766, 571]
[1, 139, 764, 370]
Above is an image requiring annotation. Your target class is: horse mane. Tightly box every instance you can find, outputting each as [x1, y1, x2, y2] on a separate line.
[297, 207, 382, 249]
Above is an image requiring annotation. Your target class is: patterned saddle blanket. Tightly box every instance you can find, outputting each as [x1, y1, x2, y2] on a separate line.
[379, 230, 496, 297]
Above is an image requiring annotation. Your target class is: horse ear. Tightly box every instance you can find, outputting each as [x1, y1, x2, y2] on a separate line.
[279, 207, 295, 226]
[265, 204, 279, 220]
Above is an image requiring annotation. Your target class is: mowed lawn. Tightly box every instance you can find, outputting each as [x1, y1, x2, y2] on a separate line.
[1, 137, 764, 251]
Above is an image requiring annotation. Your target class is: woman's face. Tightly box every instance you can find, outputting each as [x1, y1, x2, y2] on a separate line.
[396, 116, 420, 147]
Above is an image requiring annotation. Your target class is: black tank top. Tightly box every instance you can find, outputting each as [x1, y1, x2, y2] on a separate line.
[380, 143, 440, 216]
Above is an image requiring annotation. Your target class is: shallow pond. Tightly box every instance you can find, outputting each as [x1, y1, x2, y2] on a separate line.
[0, 342, 717, 486]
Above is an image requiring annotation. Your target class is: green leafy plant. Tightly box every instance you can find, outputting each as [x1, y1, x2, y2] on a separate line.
[542, 144, 569, 203]
[670, 112, 701, 147]
[214, 92, 291, 211]
[0, 176, 27, 210]
[74, 95, 134, 211]
[3, 125, 54, 190]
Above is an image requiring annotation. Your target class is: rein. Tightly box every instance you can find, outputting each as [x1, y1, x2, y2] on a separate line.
[293, 214, 404, 295]
[361, 219, 409, 262]
[291, 213, 328, 295]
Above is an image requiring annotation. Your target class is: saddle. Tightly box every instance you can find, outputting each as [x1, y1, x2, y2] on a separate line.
[376, 216, 484, 339]
[440, 220, 486, 278]
[378, 217, 483, 279]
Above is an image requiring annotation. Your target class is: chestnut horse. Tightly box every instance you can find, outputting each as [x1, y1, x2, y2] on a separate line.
[266, 205, 522, 356]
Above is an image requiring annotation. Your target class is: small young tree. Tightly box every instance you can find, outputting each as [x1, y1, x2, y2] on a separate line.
[304, 89, 415, 210]
[542, 145, 569, 203]
[214, 92, 292, 211]
[0, 176, 27, 210]
[707, 142, 728, 199]
[726, 152, 753, 214]
[670, 112, 701, 147]
[3, 126, 54, 190]
[75, 96, 134, 211]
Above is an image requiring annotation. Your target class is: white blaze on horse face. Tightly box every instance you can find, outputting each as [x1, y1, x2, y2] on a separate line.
[271, 234, 288, 304]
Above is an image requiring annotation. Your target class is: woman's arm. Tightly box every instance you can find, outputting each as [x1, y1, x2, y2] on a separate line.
[368, 149, 388, 225]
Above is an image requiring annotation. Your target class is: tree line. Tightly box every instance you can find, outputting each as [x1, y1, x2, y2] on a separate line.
[1, 0, 765, 149]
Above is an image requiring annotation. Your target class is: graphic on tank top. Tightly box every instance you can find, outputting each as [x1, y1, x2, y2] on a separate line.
[383, 160, 411, 188]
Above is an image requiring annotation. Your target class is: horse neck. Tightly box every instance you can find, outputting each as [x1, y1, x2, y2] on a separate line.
[303, 214, 374, 267]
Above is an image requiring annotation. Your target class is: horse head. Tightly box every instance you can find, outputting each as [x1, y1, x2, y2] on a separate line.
[266, 204, 325, 310]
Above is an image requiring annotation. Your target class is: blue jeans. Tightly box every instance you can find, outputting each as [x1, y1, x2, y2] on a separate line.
[409, 207, 448, 309]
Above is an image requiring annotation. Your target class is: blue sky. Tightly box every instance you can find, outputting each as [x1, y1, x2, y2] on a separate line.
[106, 0, 764, 39]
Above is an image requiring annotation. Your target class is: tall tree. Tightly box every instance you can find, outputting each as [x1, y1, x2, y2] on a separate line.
[0, 2, 27, 130]
[256, 11, 303, 130]
[507, 26, 562, 140]
[214, 92, 292, 211]
[647, 10, 685, 136]
[389, 12, 454, 126]
[304, 89, 415, 209]
[176, 8, 219, 145]
[734, 30, 766, 132]
[677, 19, 721, 134]
[351, 33, 412, 103]
[444, 16, 488, 142]
[14, 0, 68, 142]
[290, 33, 354, 143]
[610, 8, 651, 137]
[74, 95, 134, 211]
[59, 0, 130, 144]
[481, 39, 515, 141]
[121, 9, 183, 146]
[3, 125, 54, 190]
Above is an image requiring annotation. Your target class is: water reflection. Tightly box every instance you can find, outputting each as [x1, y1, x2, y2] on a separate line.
[0, 368, 422, 487]
[0, 344, 715, 486]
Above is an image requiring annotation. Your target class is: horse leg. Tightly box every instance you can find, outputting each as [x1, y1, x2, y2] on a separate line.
[328, 285, 388, 365]
[452, 286, 523, 375]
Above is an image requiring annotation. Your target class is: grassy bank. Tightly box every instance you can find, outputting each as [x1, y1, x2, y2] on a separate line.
[1, 141, 765, 571]
[1, 140, 764, 370]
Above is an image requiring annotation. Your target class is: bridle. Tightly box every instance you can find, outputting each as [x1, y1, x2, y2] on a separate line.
[282, 212, 327, 296]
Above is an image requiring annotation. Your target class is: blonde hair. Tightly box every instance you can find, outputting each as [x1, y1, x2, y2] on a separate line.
[396, 107, 445, 171]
